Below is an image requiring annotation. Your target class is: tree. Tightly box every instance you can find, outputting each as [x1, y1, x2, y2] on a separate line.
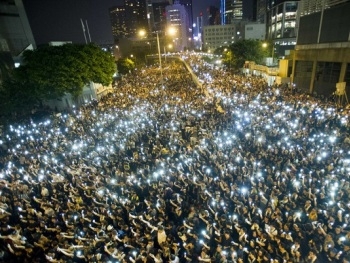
[213, 46, 229, 56]
[0, 77, 39, 118]
[14, 43, 116, 100]
[116, 58, 135, 75]
[225, 39, 267, 69]
[222, 50, 233, 69]
[0, 43, 115, 120]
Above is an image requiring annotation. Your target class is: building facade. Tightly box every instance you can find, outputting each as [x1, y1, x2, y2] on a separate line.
[292, 0, 350, 100]
[145, 0, 169, 33]
[152, 1, 169, 34]
[221, 0, 243, 24]
[245, 22, 266, 40]
[193, 14, 203, 50]
[176, 0, 193, 40]
[0, 0, 35, 56]
[124, 0, 148, 38]
[109, 0, 149, 42]
[166, 2, 190, 51]
[256, 0, 268, 23]
[266, 0, 299, 58]
[109, 6, 127, 42]
[0, 0, 36, 83]
[208, 6, 221, 26]
[202, 24, 236, 51]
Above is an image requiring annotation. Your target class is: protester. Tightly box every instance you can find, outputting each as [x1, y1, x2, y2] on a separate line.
[0, 53, 349, 263]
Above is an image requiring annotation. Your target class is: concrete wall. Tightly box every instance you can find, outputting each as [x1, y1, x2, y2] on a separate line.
[298, 2, 350, 45]
[44, 82, 100, 111]
[294, 46, 350, 62]
[292, 46, 350, 99]
[245, 23, 266, 40]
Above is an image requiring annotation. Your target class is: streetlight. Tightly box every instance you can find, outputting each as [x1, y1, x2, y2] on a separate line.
[156, 31, 163, 83]
[138, 27, 176, 84]
[262, 42, 274, 66]
[138, 29, 163, 83]
[165, 26, 177, 52]
[164, 44, 173, 63]
[139, 29, 146, 38]
[168, 27, 177, 36]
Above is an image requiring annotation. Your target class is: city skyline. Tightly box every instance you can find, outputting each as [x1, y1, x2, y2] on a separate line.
[23, 0, 224, 46]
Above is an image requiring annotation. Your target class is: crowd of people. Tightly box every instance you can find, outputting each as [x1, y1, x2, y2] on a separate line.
[0, 53, 350, 263]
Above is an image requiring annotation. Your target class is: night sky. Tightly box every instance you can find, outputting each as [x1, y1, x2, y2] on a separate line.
[22, 0, 250, 46]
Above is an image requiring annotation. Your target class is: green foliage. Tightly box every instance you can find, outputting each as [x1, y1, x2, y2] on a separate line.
[0, 43, 115, 120]
[222, 50, 233, 69]
[202, 56, 214, 63]
[15, 43, 116, 99]
[0, 76, 40, 118]
[226, 39, 267, 69]
[213, 46, 229, 56]
[116, 58, 135, 75]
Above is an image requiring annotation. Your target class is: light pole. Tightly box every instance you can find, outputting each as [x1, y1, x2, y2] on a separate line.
[130, 54, 136, 65]
[156, 32, 163, 84]
[139, 28, 176, 84]
[139, 29, 163, 83]
[262, 42, 274, 66]
[164, 44, 174, 63]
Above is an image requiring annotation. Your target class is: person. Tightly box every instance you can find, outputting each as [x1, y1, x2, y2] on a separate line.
[0, 52, 350, 263]
[307, 249, 321, 263]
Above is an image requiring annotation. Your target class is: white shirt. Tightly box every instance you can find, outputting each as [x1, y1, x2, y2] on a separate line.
[170, 256, 179, 263]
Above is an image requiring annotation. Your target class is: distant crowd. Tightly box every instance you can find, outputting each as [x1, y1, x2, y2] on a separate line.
[0, 53, 349, 263]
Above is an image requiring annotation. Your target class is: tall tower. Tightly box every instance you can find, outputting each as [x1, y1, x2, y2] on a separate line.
[152, 1, 169, 33]
[208, 6, 220, 26]
[0, 0, 36, 55]
[145, 0, 170, 33]
[221, 0, 244, 24]
[109, 6, 127, 42]
[266, 0, 300, 58]
[124, 0, 148, 37]
[177, 0, 193, 38]
[166, 1, 189, 51]
[255, 0, 268, 23]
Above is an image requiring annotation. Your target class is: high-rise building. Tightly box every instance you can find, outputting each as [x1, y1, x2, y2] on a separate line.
[256, 0, 268, 23]
[266, 0, 299, 58]
[152, 1, 169, 33]
[146, 0, 154, 32]
[292, 0, 350, 98]
[221, 0, 257, 24]
[202, 24, 236, 51]
[193, 14, 203, 50]
[0, 0, 35, 83]
[109, 6, 127, 42]
[251, 0, 258, 21]
[145, 0, 169, 33]
[0, 0, 35, 56]
[166, 2, 189, 51]
[176, 0, 193, 38]
[208, 6, 220, 25]
[109, 0, 148, 40]
[221, 0, 243, 24]
[124, 0, 148, 37]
